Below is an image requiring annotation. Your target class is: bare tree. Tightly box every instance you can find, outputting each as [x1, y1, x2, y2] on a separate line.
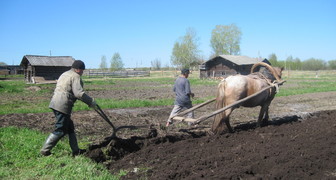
[151, 58, 161, 70]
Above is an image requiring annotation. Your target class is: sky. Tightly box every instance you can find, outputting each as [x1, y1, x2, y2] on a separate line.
[0, 0, 335, 68]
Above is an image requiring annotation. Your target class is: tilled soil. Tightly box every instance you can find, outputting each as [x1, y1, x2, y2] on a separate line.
[1, 91, 336, 179]
[105, 110, 336, 179]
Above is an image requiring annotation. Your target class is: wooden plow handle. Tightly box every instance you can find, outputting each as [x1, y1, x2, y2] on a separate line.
[170, 98, 216, 119]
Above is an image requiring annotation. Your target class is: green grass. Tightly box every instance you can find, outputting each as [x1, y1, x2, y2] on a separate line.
[0, 126, 125, 179]
[0, 80, 25, 93]
[277, 79, 336, 97]
[1, 70, 335, 115]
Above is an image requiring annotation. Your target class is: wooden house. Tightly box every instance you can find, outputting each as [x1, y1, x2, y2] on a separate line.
[199, 55, 270, 79]
[20, 55, 75, 83]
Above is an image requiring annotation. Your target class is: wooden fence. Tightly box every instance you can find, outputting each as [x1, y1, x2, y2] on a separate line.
[84, 70, 150, 78]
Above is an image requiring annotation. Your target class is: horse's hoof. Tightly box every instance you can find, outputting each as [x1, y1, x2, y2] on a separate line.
[207, 131, 215, 136]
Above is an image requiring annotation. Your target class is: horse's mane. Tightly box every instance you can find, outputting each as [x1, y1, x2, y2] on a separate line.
[259, 67, 276, 81]
[249, 67, 276, 82]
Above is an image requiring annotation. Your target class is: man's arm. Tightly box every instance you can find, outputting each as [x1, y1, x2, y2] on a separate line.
[72, 77, 94, 106]
[185, 80, 194, 98]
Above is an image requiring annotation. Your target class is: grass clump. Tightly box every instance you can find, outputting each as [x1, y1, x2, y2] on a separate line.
[0, 126, 124, 179]
[0, 80, 25, 93]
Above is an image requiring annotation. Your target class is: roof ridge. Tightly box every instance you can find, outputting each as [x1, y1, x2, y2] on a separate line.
[25, 55, 73, 58]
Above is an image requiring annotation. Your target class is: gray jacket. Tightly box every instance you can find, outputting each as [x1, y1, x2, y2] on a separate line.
[174, 76, 192, 107]
[49, 69, 93, 114]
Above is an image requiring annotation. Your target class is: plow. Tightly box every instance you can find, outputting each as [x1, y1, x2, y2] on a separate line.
[94, 104, 156, 140]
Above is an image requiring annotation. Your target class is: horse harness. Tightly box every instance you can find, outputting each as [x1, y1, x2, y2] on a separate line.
[249, 72, 280, 95]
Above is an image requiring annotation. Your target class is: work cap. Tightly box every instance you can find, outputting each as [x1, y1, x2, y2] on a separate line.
[72, 60, 85, 70]
[181, 69, 190, 75]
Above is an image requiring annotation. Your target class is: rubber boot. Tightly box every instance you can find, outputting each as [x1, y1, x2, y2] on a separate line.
[40, 133, 62, 156]
[69, 133, 86, 156]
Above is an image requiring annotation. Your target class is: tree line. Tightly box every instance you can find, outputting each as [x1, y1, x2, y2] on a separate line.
[171, 24, 242, 70]
[99, 53, 124, 71]
[269, 53, 336, 71]
[99, 24, 243, 71]
[170, 24, 336, 71]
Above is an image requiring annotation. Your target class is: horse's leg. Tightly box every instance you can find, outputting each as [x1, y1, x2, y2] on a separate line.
[211, 108, 233, 134]
[261, 94, 275, 126]
[261, 100, 272, 126]
[212, 82, 225, 134]
[263, 106, 269, 124]
[224, 109, 234, 133]
[211, 112, 226, 134]
[212, 119, 226, 134]
[257, 105, 267, 127]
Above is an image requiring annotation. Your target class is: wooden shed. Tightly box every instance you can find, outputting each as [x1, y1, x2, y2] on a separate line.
[20, 55, 75, 83]
[199, 55, 270, 79]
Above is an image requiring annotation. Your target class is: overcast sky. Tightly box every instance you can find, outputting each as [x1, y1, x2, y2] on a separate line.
[1, 0, 335, 68]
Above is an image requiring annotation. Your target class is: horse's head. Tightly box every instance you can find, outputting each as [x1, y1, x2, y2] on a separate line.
[251, 62, 284, 82]
[273, 67, 284, 79]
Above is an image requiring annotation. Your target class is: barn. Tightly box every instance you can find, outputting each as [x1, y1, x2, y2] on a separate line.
[20, 55, 75, 83]
[199, 55, 270, 79]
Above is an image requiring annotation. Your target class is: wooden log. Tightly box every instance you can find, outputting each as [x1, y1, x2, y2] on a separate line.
[171, 98, 216, 118]
[171, 116, 197, 122]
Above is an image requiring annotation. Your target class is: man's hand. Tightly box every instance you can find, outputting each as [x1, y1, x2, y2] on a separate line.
[189, 93, 195, 98]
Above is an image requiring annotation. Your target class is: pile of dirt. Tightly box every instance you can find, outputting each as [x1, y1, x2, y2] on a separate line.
[88, 110, 336, 179]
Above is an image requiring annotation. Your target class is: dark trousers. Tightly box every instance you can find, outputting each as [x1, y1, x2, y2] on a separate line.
[53, 110, 75, 136]
[40, 110, 80, 155]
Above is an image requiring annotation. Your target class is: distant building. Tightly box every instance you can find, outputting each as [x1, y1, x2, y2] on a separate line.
[0, 68, 9, 76]
[0, 65, 24, 75]
[20, 55, 75, 83]
[199, 55, 270, 79]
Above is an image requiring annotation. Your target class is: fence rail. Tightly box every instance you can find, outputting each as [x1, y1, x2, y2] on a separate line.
[85, 70, 150, 78]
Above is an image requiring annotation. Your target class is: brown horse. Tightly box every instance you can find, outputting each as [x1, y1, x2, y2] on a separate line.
[211, 62, 284, 134]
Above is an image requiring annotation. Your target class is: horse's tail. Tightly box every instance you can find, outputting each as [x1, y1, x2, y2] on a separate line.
[211, 80, 227, 133]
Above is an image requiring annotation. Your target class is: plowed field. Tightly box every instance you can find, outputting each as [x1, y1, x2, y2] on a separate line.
[1, 80, 336, 179]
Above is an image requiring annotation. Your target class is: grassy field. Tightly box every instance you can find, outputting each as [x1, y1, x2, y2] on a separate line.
[1, 70, 335, 179]
[0, 126, 125, 179]
[0, 72, 219, 115]
[1, 70, 336, 115]
[276, 70, 336, 96]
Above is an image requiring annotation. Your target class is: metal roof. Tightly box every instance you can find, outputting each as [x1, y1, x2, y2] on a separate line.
[20, 55, 75, 67]
[217, 55, 264, 65]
